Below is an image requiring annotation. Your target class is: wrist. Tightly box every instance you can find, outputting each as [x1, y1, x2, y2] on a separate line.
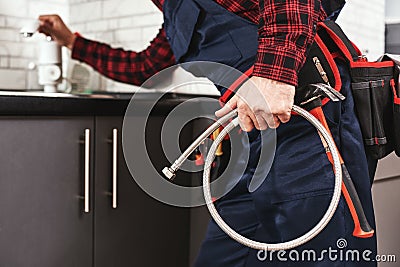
[66, 33, 78, 50]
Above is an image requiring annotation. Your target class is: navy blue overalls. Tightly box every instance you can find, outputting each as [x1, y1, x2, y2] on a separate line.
[163, 0, 377, 266]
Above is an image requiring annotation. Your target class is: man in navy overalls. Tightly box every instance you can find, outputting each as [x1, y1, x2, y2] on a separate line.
[39, 0, 377, 266]
[163, 0, 376, 266]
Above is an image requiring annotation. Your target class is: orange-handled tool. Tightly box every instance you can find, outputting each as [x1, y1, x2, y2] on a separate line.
[295, 83, 374, 238]
[310, 107, 374, 238]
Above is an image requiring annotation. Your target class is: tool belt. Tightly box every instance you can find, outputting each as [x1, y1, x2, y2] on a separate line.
[219, 19, 399, 160]
[298, 20, 400, 160]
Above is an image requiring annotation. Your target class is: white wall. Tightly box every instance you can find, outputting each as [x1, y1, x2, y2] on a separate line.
[0, 0, 69, 90]
[0, 0, 164, 91]
[68, 0, 162, 51]
[385, 0, 400, 22]
[67, 0, 218, 94]
[336, 0, 386, 60]
[68, 0, 163, 92]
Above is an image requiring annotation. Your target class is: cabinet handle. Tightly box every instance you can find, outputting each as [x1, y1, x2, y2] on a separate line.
[84, 129, 90, 213]
[112, 129, 118, 209]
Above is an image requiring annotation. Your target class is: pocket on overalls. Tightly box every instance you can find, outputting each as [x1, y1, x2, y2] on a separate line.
[350, 62, 394, 159]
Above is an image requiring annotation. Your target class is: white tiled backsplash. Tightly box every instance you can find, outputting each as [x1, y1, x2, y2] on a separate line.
[0, 0, 163, 91]
[68, 0, 164, 92]
[0, 0, 386, 92]
[0, 0, 69, 90]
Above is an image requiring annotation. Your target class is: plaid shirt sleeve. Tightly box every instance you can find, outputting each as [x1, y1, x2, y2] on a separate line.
[71, 25, 175, 86]
[253, 0, 327, 86]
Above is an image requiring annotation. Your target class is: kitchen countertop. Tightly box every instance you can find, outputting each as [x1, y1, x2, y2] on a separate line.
[0, 91, 219, 116]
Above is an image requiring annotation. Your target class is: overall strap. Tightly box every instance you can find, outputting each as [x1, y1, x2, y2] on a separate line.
[317, 20, 361, 62]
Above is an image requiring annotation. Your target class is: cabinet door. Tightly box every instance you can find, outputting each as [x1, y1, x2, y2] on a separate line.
[0, 117, 94, 267]
[94, 116, 190, 267]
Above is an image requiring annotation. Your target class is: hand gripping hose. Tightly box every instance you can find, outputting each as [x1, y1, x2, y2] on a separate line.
[163, 105, 342, 251]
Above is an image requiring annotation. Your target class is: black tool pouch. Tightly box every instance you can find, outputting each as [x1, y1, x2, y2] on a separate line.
[350, 62, 395, 159]
[317, 20, 399, 159]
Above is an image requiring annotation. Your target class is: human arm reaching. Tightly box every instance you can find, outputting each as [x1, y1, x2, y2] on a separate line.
[38, 14, 176, 86]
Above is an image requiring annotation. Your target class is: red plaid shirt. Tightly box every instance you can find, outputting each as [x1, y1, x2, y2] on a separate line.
[72, 0, 327, 86]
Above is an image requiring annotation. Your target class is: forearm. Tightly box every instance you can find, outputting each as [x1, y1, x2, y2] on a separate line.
[254, 0, 327, 86]
[71, 27, 176, 86]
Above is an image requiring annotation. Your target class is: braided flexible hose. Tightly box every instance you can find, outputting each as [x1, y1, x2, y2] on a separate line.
[202, 105, 343, 251]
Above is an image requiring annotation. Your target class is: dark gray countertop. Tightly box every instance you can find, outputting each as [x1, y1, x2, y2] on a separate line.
[0, 91, 219, 116]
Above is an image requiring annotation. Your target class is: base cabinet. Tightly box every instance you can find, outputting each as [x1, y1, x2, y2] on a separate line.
[0, 116, 191, 267]
[0, 117, 94, 267]
[94, 116, 190, 266]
